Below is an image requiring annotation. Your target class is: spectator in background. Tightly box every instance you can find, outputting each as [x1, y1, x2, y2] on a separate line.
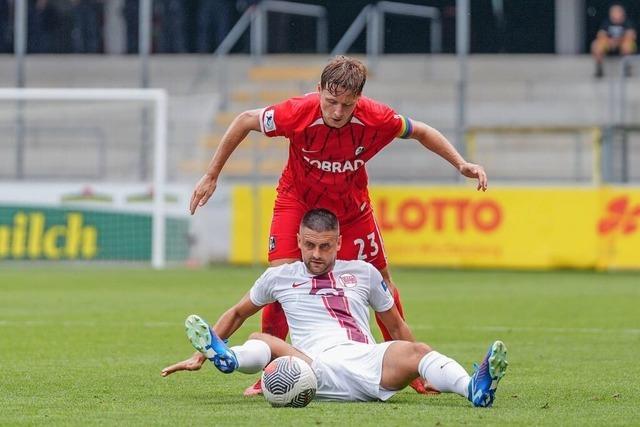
[196, 0, 235, 53]
[591, 3, 637, 78]
[70, 0, 101, 53]
[158, 0, 185, 53]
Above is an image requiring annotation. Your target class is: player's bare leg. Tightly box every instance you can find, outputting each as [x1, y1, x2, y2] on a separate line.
[245, 257, 299, 396]
[375, 267, 440, 395]
[381, 340, 508, 407]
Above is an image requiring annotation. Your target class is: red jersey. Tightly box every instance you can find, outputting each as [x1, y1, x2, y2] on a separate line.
[260, 93, 412, 221]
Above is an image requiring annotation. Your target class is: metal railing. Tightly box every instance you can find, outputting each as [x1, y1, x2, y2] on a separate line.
[332, 1, 442, 68]
[198, 0, 327, 110]
[606, 54, 640, 127]
[604, 55, 640, 183]
[618, 55, 640, 126]
[214, 0, 328, 60]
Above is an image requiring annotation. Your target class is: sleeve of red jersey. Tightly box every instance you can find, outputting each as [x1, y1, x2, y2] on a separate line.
[365, 100, 414, 143]
[382, 110, 413, 140]
[259, 98, 300, 139]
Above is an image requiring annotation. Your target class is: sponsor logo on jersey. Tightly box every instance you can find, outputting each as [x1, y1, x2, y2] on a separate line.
[301, 148, 321, 153]
[338, 273, 357, 288]
[268, 235, 276, 251]
[303, 156, 365, 173]
[380, 280, 389, 292]
[263, 109, 276, 132]
[355, 146, 365, 156]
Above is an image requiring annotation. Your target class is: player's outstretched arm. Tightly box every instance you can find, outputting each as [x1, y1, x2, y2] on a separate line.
[161, 351, 207, 377]
[189, 109, 262, 214]
[211, 293, 263, 339]
[409, 120, 488, 191]
[161, 294, 263, 377]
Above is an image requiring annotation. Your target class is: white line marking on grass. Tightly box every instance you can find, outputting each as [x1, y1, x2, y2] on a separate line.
[0, 320, 175, 328]
[411, 325, 640, 335]
[1, 321, 638, 335]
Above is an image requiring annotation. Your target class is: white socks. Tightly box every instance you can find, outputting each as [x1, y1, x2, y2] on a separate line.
[230, 339, 272, 374]
[418, 351, 470, 397]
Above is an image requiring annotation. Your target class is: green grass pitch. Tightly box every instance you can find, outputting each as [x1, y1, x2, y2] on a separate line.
[1, 266, 639, 426]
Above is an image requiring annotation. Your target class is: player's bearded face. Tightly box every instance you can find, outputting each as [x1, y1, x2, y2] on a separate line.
[297, 227, 342, 276]
[318, 86, 359, 129]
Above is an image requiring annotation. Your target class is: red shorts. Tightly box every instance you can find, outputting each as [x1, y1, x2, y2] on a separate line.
[268, 193, 388, 270]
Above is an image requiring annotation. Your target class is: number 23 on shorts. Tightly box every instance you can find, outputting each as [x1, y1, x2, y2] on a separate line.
[353, 232, 379, 260]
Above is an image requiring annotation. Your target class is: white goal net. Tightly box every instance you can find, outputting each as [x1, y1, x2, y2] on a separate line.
[0, 88, 183, 268]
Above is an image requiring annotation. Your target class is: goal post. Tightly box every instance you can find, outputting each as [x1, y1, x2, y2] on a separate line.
[0, 88, 169, 268]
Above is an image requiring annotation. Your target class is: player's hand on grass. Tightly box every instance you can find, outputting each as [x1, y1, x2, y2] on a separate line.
[161, 352, 207, 377]
[190, 173, 218, 214]
[409, 377, 441, 395]
[459, 162, 488, 192]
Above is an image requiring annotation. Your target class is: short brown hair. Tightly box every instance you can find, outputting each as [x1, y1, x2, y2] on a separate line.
[301, 208, 339, 233]
[320, 56, 367, 96]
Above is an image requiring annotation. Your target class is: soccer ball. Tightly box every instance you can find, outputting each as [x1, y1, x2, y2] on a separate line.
[261, 356, 317, 407]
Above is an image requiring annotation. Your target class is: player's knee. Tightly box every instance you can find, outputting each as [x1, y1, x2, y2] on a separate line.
[412, 342, 432, 359]
[249, 332, 269, 341]
[621, 43, 635, 55]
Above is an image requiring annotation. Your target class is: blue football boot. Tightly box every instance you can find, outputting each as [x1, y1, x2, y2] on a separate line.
[467, 340, 508, 407]
[185, 314, 238, 374]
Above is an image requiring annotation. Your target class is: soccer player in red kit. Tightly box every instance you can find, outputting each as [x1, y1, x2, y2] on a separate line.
[190, 56, 488, 396]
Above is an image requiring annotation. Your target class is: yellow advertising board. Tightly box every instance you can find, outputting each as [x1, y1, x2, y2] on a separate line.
[231, 185, 640, 270]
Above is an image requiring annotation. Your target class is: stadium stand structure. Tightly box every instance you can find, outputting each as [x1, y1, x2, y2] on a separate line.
[0, 54, 638, 183]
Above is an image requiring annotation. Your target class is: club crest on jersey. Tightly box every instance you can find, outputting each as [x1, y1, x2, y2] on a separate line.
[263, 109, 276, 132]
[355, 146, 365, 156]
[338, 273, 358, 288]
[268, 236, 276, 252]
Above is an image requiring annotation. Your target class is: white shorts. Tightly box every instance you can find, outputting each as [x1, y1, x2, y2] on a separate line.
[310, 341, 397, 402]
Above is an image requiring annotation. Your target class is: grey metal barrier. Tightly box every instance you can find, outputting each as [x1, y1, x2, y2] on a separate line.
[198, 0, 327, 109]
[213, 1, 328, 60]
[618, 55, 640, 126]
[603, 55, 640, 183]
[332, 2, 442, 69]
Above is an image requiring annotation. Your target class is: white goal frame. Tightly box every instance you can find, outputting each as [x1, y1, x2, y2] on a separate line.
[0, 88, 169, 269]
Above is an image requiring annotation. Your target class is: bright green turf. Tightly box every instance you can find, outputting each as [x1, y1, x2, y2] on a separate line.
[1, 267, 639, 426]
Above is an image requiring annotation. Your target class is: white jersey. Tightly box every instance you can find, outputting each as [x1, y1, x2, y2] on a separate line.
[249, 260, 394, 358]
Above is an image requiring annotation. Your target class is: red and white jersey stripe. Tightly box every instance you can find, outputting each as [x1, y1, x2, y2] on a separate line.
[249, 259, 394, 358]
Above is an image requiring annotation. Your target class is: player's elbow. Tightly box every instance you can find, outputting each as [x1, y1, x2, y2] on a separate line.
[236, 109, 262, 131]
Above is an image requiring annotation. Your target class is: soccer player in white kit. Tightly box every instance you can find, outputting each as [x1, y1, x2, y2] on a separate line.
[162, 209, 508, 406]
